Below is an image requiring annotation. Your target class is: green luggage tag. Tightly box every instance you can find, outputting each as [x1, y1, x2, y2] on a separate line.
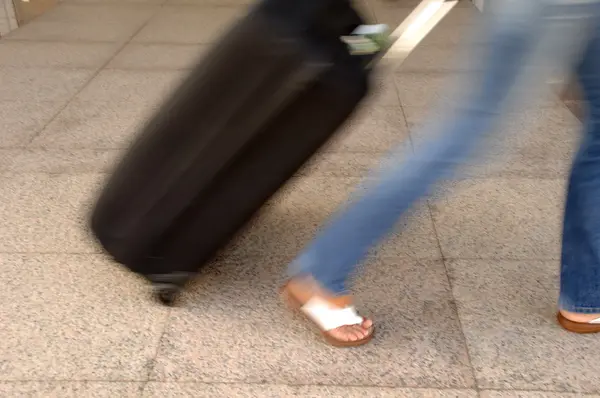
[341, 24, 390, 55]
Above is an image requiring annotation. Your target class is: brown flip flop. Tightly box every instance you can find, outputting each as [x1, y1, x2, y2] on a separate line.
[281, 283, 374, 347]
[557, 312, 600, 334]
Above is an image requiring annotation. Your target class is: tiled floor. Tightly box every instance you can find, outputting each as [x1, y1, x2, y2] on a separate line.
[0, 0, 594, 397]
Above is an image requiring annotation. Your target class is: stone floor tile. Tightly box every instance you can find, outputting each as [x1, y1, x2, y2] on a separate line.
[449, 259, 600, 393]
[429, 179, 564, 259]
[132, 6, 243, 44]
[0, 173, 103, 253]
[5, 4, 158, 42]
[30, 70, 184, 149]
[0, 382, 143, 397]
[150, 256, 473, 388]
[0, 41, 120, 68]
[0, 253, 168, 380]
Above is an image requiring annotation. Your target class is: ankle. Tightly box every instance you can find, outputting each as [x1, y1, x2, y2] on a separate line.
[286, 276, 352, 307]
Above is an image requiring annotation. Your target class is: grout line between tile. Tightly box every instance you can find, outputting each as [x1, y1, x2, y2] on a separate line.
[0, 172, 571, 181]
[0, 379, 148, 383]
[156, 3, 248, 9]
[3, 37, 217, 45]
[141, 307, 173, 391]
[0, 251, 560, 261]
[398, 94, 416, 152]
[425, 202, 446, 263]
[0, 65, 114, 73]
[3, 38, 136, 44]
[59, 0, 165, 3]
[0, 379, 485, 393]
[439, 256, 560, 262]
[0, 250, 442, 260]
[480, 387, 600, 396]
[426, 203, 480, 393]
[441, 259, 481, 393]
[0, 171, 111, 176]
[0, 251, 105, 255]
[140, 380, 477, 390]
[1, 379, 597, 396]
[384, 54, 417, 151]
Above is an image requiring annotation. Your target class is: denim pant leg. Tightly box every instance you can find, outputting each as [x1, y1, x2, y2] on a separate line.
[559, 22, 600, 313]
[287, 7, 543, 295]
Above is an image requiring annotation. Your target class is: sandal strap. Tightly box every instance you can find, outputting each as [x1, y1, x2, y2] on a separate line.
[301, 296, 364, 331]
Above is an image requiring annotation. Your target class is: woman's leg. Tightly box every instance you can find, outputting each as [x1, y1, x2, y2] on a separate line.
[559, 20, 600, 329]
[291, 4, 542, 288]
[283, 2, 547, 344]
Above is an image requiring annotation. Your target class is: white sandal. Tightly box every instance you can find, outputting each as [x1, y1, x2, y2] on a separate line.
[281, 282, 374, 347]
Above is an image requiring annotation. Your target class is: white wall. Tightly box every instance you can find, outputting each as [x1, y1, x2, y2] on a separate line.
[0, 0, 18, 37]
[472, 0, 484, 11]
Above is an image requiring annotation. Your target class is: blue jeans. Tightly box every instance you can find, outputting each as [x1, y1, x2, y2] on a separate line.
[559, 24, 600, 313]
[288, 0, 600, 307]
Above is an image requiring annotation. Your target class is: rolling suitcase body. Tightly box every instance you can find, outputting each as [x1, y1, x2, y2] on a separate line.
[91, 0, 462, 304]
[91, 0, 370, 303]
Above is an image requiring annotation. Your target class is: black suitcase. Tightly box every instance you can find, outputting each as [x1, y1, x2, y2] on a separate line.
[90, 0, 373, 304]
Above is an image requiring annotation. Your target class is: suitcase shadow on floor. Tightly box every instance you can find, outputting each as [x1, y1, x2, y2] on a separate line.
[181, 204, 329, 304]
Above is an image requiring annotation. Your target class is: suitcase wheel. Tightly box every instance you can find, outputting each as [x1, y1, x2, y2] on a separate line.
[148, 272, 193, 306]
[154, 284, 180, 306]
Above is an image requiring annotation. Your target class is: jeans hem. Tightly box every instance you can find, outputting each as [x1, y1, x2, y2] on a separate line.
[287, 256, 350, 295]
[558, 297, 600, 313]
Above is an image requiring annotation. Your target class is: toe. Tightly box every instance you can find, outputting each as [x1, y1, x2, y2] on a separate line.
[353, 325, 369, 340]
[329, 326, 363, 342]
[362, 318, 373, 330]
[352, 325, 367, 341]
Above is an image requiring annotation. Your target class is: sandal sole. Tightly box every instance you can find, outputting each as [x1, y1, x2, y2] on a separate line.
[557, 312, 600, 334]
[280, 284, 374, 348]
